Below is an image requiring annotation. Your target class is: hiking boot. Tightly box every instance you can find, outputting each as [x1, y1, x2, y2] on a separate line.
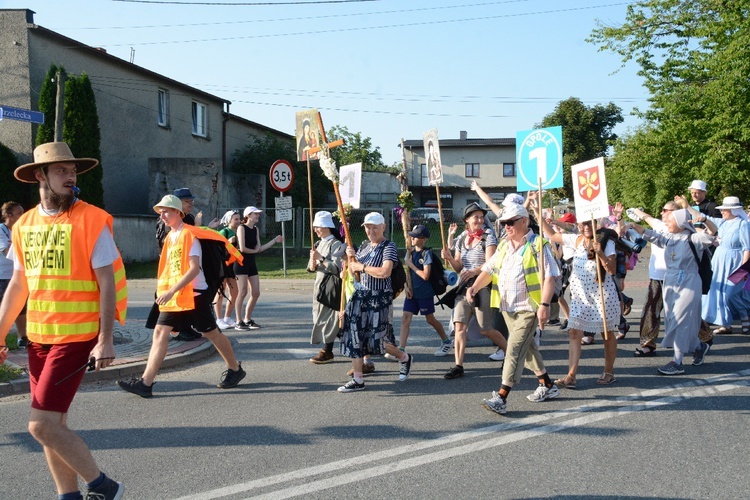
[444, 365, 464, 379]
[218, 362, 246, 388]
[658, 361, 685, 375]
[692, 342, 710, 366]
[85, 476, 123, 500]
[346, 362, 376, 377]
[117, 378, 153, 398]
[310, 349, 334, 364]
[247, 319, 261, 329]
[482, 391, 507, 415]
[235, 321, 251, 331]
[337, 379, 365, 393]
[526, 383, 560, 402]
[434, 339, 452, 357]
[398, 353, 413, 381]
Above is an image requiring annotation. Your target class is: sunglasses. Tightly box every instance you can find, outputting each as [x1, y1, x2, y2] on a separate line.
[502, 218, 522, 227]
[661, 208, 674, 213]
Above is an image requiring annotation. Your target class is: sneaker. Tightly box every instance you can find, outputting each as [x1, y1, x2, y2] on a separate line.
[346, 362, 376, 377]
[216, 318, 229, 330]
[559, 319, 569, 331]
[444, 365, 464, 379]
[548, 318, 560, 325]
[235, 321, 251, 331]
[398, 354, 413, 381]
[223, 317, 236, 327]
[434, 339, 453, 357]
[310, 349, 334, 364]
[337, 379, 365, 393]
[17, 336, 28, 349]
[117, 378, 153, 398]
[217, 362, 246, 388]
[692, 342, 710, 366]
[482, 391, 507, 415]
[85, 476, 123, 500]
[658, 360, 685, 375]
[488, 348, 505, 361]
[247, 319, 261, 329]
[174, 329, 202, 341]
[526, 383, 560, 402]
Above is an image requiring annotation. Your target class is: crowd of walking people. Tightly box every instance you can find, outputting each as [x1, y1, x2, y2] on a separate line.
[1, 144, 749, 499]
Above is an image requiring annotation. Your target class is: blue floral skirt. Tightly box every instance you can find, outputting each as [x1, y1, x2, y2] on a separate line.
[340, 289, 395, 358]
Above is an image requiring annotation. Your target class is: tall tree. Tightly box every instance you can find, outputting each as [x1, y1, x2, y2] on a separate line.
[64, 73, 104, 208]
[326, 125, 397, 173]
[35, 64, 60, 145]
[536, 98, 623, 200]
[589, 0, 750, 204]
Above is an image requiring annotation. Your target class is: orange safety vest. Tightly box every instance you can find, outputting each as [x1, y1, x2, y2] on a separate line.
[13, 201, 128, 344]
[156, 225, 242, 312]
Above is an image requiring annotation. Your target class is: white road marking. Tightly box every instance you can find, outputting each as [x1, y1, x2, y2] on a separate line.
[172, 369, 750, 500]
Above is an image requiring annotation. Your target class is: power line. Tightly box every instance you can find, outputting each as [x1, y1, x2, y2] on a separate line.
[113, 0, 380, 5]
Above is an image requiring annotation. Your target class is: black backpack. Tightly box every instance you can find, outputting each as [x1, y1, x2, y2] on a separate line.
[198, 238, 230, 299]
[422, 248, 447, 296]
[384, 240, 407, 298]
[688, 239, 713, 295]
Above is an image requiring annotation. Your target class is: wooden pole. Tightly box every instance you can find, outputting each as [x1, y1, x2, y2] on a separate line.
[399, 138, 413, 291]
[54, 70, 66, 142]
[592, 214, 610, 340]
[306, 157, 315, 248]
[537, 179, 545, 285]
[435, 183, 447, 251]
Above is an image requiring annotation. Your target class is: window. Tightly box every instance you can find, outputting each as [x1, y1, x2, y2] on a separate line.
[420, 163, 429, 186]
[465, 163, 480, 178]
[157, 89, 169, 127]
[503, 163, 516, 177]
[192, 101, 207, 137]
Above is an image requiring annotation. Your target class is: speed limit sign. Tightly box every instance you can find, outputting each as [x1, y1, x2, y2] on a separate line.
[269, 160, 294, 192]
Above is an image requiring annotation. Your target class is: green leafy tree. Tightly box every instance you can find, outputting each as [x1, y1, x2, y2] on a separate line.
[63, 73, 104, 208]
[589, 0, 750, 205]
[327, 125, 398, 174]
[536, 98, 623, 201]
[232, 133, 328, 207]
[35, 64, 60, 146]
[0, 142, 35, 208]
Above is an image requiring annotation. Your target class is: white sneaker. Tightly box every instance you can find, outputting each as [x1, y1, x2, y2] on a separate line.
[434, 340, 453, 357]
[223, 317, 236, 327]
[526, 384, 560, 402]
[488, 348, 505, 361]
[216, 319, 229, 330]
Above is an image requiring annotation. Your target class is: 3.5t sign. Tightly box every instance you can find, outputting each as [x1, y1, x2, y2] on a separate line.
[269, 160, 294, 193]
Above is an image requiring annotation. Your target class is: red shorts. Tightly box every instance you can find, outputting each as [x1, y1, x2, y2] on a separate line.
[27, 337, 98, 413]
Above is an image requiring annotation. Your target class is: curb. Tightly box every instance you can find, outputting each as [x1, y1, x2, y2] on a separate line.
[0, 341, 216, 398]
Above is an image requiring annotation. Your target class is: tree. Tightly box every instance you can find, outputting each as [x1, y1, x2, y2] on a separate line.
[589, 0, 750, 206]
[0, 142, 35, 208]
[536, 98, 623, 200]
[326, 125, 398, 174]
[35, 64, 59, 145]
[232, 133, 329, 207]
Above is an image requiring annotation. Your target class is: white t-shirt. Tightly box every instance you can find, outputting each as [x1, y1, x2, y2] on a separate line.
[0, 223, 14, 279]
[167, 227, 207, 291]
[647, 219, 668, 281]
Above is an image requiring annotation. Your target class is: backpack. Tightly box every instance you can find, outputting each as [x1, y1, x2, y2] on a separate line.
[384, 240, 407, 298]
[688, 239, 713, 295]
[199, 238, 230, 299]
[422, 248, 447, 296]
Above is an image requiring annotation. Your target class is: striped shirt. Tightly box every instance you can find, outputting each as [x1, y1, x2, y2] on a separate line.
[455, 228, 498, 271]
[357, 239, 399, 291]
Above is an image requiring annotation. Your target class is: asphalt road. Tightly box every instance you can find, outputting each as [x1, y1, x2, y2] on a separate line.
[2, 255, 750, 500]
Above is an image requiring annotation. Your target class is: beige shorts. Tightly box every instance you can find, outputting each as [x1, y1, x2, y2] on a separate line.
[453, 287, 494, 331]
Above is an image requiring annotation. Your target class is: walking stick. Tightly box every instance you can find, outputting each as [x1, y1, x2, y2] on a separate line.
[398, 138, 413, 292]
[592, 214, 610, 340]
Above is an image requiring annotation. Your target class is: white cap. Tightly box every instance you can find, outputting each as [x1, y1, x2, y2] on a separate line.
[312, 211, 335, 228]
[243, 206, 262, 217]
[362, 212, 385, 225]
[502, 193, 525, 207]
[689, 180, 707, 191]
[498, 203, 529, 221]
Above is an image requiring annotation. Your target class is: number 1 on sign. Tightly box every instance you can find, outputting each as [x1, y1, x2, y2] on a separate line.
[529, 147, 548, 182]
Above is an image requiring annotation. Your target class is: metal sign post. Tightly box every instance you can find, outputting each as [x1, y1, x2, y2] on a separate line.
[270, 160, 294, 278]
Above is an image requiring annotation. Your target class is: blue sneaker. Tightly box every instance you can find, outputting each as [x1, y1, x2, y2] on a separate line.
[692, 342, 710, 366]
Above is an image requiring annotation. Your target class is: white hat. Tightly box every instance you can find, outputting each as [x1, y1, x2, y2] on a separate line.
[243, 206, 262, 217]
[362, 212, 385, 225]
[716, 196, 743, 210]
[312, 211, 335, 228]
[498, 203, 529, 221]
[502, 193, 525, 207]
[153, 194, 184, 216]
[689, 180, 707, 191]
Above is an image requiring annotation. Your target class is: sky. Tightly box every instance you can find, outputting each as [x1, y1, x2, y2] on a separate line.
[3, 0, 648, 166]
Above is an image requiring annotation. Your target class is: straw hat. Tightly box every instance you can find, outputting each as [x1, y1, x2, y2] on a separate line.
[15, 142, 98, 183]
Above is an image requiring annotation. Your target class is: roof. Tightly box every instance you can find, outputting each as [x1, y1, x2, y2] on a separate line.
[227, 113, 293, 140]
[402, 137, 516, 149]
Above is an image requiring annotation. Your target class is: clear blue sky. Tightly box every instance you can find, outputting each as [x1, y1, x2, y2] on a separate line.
[4, 0, 647, 165]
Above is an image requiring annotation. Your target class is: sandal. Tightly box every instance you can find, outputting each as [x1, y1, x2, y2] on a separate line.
[634, 345, 656, 357]
[597, 372, 617, 385]
[554, 375, 576, 389]
[616, 323, 630, 340]
[712, 326, 733, 335]
[581, 336, 595, 345]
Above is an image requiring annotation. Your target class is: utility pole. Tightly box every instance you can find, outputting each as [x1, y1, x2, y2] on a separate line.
[54, 69, 66, 141]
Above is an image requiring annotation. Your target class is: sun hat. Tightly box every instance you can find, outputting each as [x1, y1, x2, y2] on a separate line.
[173, 187, 194, 200]
[362, 212, 385, 225]
[408, 224, 430, 239]
[312, 211, 336, 228]
[153, 194, 185, 217]
[498, 203, 529, 221]
[558, 212, 577, 224]
[689, 180, 707, 191]
[243, 206, 262, 217]
[502, 193, 525, 207]
[716, 196, 743, 210]
[463, 202, 487, 219]
[15, 142, 98, 183]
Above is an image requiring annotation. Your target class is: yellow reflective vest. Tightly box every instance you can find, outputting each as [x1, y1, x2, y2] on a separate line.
[489, 235, 547, 309]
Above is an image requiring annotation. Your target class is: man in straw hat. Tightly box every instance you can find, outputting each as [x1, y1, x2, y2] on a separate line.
[0, 141, 127, 499]
[118, 194, 245, 398]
